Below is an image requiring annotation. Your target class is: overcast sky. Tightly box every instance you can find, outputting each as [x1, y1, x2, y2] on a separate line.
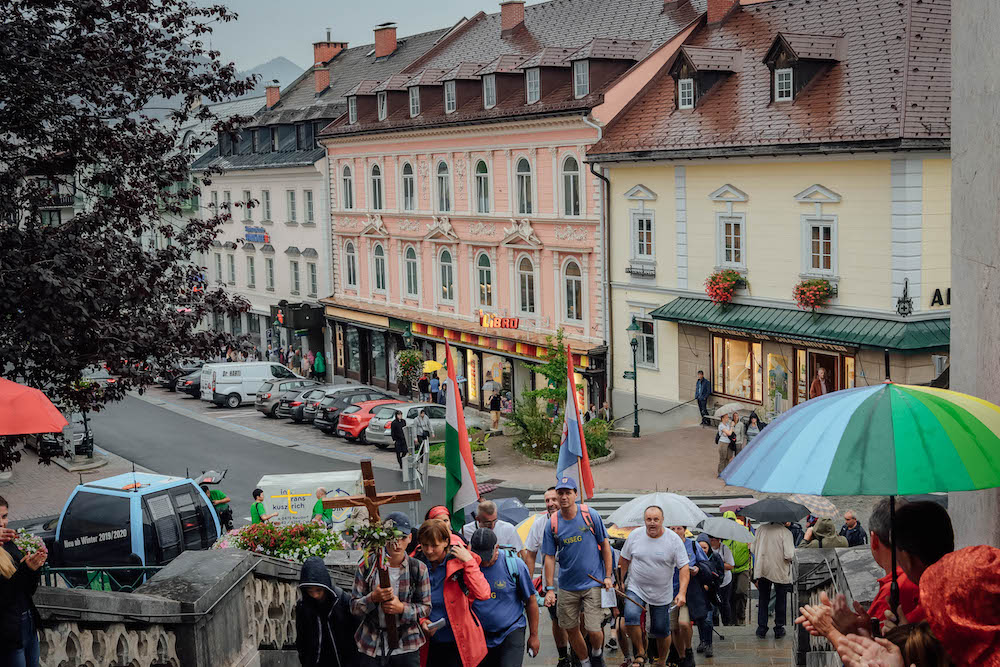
[203, 0, 507, 70]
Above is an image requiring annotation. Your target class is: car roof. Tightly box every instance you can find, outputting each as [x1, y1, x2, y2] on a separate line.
[324, 384, 382, 394]
[358, 399, 403, 411]
[82, 472, 185, 492]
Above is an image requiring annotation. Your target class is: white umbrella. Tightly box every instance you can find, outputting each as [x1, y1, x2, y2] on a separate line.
[696, 517, 754, 543]
[606, 492, 708, 529]
[482, 380, 502, 392]
[714, 402, 743, 418]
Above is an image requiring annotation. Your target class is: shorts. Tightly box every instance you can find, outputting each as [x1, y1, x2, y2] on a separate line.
[623, 590, 671, 638]
[669, 604, 691, 633]
[557, 586, 608, 632]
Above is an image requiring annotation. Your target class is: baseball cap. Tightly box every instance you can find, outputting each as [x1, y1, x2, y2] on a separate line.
[469, 527, 498, 563]
[555, 476, 577, 491]
[384, 511, 412, 534]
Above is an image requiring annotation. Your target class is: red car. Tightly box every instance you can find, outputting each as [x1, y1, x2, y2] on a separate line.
[336, 399, 402, 443]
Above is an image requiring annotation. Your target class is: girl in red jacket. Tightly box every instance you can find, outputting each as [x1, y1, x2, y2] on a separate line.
[416, 519, 491, 667]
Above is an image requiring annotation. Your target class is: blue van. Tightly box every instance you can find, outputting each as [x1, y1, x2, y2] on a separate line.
[53, 472, 221, 569]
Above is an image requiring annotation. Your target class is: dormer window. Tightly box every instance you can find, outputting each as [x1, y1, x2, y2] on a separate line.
[678, 79, 695, 109]
[377, 92, 387, 120]
[573, 60, 589, 98]
[483, 74, 497, 109]
[409, 87, 420, 117]
[348, 97, 357, 124]
[775, 68, 793, 101]
[444, 81, 457, 113]
[526, 68, 540, 104]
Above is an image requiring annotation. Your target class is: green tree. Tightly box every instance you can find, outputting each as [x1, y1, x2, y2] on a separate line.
[524, 328, 579, 407]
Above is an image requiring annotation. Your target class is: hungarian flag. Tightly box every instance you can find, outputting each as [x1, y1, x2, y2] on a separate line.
[444, 341, 479, 532]
[556, 346, 595, 499]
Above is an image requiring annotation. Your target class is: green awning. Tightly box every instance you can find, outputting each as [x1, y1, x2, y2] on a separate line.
[649, 298, 950, 351]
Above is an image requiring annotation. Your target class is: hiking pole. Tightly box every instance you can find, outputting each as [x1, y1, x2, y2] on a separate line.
[587, 574, 645, 609]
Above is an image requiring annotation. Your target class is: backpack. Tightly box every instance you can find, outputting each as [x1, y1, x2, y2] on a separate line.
[550, 504, 600, 551]
[499, 546, 523, 587]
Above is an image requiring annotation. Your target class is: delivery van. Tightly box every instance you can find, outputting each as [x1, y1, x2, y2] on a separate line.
[200, 361, 302, 408]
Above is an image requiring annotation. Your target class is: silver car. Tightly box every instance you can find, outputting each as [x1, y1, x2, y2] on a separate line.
[364, 402, 484, 450]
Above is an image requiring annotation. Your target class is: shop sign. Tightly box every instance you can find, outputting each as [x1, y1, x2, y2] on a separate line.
[244, 226, 270, 243]
[930, 288, 951, 307]
[479, 310, 520, 329]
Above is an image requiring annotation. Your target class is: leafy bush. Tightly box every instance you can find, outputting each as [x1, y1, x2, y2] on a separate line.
[583, 419, 612, 458]
[428, 437, 487, 466]
[507, 401, 611, 461]
[213, 521, 344, 562]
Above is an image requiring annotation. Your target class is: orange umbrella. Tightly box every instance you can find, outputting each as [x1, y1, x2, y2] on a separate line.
[0, 377, 69, 435]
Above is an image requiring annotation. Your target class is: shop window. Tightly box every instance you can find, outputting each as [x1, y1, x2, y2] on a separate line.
[344, 242, 357, 288]
[372, 332, 387, 380]
[477, 253, 493, 307]
[637, 319, 656, 367]
[564, 260, 583, 322]
[439, 249, 454, 302]
[345, 327, 360, 372]
[795, 349, 808, 405]
[516, 158, 533, 215]
[712, 335, 763, 402]
[405, 246, 419, 297]
[401, 162, 415, 211]
[717, 213, 746, 269]
[373, 243, 386, 292]
[518, 256, 535, 314]
[843, 356, 856, 389]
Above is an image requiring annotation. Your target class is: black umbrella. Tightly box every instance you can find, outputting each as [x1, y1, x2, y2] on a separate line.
[739, 497, 810, 524]
[463, 497, 530, 525]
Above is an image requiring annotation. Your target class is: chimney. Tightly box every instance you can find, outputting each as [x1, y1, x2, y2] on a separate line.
[374, 22, 397, 58]
[265, 84, 281, 109]
[313, 29, 347, 65]
[707, 0, 739, 23]
[500, 0, 526, 34]
[314, 67, 330, 93]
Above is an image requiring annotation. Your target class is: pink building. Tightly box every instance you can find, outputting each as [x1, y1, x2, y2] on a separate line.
[319, 0, 707, 411]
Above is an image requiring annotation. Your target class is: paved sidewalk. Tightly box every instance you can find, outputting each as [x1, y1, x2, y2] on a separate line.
[1, 447, 152, 520]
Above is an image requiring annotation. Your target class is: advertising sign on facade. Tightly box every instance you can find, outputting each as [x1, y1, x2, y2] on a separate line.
[256, 470, 362, 529]
[244, 226, 270, 243]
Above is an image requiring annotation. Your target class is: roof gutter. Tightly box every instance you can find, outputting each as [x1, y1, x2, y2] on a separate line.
[582, 114, 613, 411]
[320, 108, 592, 140]
[587, 138, 950, 163]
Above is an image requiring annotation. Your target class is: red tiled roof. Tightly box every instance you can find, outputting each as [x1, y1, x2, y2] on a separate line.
[440, 62, 487, 81]
[679, 46, 743, 72]
[345, 80, 381, 97]
[372, 73, 414, 92]
[406, 68, 449, 87]
[477, 54, 530, 75]
[518, 47, 576, 69]
[568, 38, 652, 62]
[773, 33, 847, 62]
[589, 0, 951, 157]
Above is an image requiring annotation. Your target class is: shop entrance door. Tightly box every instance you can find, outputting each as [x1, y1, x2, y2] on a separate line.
[808, 352, 839, 399]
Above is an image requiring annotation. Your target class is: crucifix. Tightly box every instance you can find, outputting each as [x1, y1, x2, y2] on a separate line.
[324, 459, 421, 649]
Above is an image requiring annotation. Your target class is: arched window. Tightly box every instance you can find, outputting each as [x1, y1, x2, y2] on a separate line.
[563, 156, 581, 216]
[436, 161, 451, 212]
[564, 260, 583, 321]
[516, 158, 533, 215]
[477, 253, 493, 307]
[401, 162, 415, 211]
[475, 160, 490, 213]
[373, 243, 386, 291]
[344, 241, 357, 287]
[370, 164, 383, 210]
[342, 165, 354, 210]
[405, 246, 419, 297]
[518, 256, 535, 314]
[439, 249, 454, 301]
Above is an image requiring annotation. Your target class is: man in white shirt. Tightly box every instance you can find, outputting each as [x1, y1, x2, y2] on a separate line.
[523, 488, 571, 667]
[462, 499, 525, 556]
[750, 522, 794, 639]
[619, 506, 690, 666]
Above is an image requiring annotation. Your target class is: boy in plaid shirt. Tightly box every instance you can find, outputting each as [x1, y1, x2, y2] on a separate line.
[351, 512, 431, 667]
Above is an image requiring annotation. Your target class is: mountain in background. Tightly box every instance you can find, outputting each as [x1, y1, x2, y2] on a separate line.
[236, 57, 304, 99]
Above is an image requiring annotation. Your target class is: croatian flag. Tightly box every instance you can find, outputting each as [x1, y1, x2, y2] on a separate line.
[555, 346, 595, 499]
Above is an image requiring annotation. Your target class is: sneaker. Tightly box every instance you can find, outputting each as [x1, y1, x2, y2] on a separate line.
[591, 653, 606, 667]
[679, 649, 695, 667]
[774, 627, 786, 640]
[704, 645, 713, 658]
[695, 641, 706, 654]
[606, 638, 619, 651]
[756, 628, 768, 639]
[558, 657, 573, 667]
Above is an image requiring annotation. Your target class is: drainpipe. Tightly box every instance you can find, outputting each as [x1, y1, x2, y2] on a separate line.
[582, 114, 613, 411]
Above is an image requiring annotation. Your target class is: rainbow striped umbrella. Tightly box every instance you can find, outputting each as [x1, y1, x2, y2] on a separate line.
[722, 382, 1000, 496]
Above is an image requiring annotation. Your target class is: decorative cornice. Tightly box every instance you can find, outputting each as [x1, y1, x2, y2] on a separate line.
[399, 219, 421, 232]
[503, 219, 542, 246]
[469, 221, 497, 238]
[425, 216, 458, 240]
[554, 225, 589, 242]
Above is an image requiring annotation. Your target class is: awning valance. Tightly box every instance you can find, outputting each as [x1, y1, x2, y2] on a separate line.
[649, 297, 949, 351]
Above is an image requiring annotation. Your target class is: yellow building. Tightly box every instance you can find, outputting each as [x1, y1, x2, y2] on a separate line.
[587, 0, 951, 430]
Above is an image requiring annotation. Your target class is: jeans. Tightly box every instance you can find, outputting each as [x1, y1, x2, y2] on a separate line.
[0, 612, 40, 667]
[427, 640, 462, 667]
[359, 651, 421, 667]
[697, 397, 709, 422]
[718, 583, 733, 626]
[695, 612, 713, 647]
[755, 578, 792, 632]
[622, 589, 671, 638]
[483, 626, 526, 667]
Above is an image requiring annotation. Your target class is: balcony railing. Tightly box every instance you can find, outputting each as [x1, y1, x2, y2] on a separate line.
[36, 193, 75, 208]
[625, 264, 656, 278]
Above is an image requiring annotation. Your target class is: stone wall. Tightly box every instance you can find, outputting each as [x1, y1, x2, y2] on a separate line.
[35, 549, 361, 667]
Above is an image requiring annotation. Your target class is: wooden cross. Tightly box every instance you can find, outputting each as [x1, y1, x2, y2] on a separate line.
[324, 459, 421, 649]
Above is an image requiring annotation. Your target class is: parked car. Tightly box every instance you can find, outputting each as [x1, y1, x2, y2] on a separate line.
[156, 359, 203, 391]
[81, 365, 117, 387]
[176, 369, 201, 397]
[365, 402, 485, 450]
[255, 378, 322, 418]
[200, 361, 302, 408]
[336, 399, 403, 443]
[276, 384, 337, 422]
[313, 386, 393, 433]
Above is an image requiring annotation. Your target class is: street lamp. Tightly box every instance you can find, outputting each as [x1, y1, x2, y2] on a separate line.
[402, 327, 413, 349]
[626, 316, 641, 438]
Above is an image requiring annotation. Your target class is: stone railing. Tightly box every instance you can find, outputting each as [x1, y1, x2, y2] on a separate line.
[34, 549, 361, 667]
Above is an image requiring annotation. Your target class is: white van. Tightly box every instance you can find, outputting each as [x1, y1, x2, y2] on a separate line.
[200, 362, 302, 408]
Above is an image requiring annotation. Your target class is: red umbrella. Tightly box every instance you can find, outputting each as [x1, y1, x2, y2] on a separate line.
[0, 377, 69, 435]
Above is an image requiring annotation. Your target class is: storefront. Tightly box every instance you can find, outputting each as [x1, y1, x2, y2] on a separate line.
[270, 303, 326, 370]
[326, 306, 409, 393]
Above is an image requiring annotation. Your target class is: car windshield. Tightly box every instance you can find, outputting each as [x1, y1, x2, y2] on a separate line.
[343, 406, 361, 415]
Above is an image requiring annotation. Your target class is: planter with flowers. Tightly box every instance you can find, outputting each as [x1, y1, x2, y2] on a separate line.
[793, 278, 837, 311]
[212, 521, 345, 563]
[705, 269, 746, 305]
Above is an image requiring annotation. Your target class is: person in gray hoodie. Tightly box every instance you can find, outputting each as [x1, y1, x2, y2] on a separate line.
[296, 556, 360, 667]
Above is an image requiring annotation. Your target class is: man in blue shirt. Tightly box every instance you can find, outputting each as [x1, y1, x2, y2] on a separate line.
[542, 477, 614, 667]
[470, 528, 539, 667]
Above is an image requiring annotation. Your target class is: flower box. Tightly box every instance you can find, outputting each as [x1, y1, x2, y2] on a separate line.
[705, 269, 746, 305]
[793, 278, 836, 311]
